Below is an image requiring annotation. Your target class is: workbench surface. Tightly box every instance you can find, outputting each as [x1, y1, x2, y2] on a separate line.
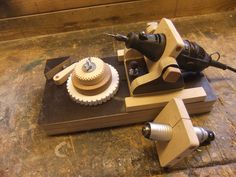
[0, 11, 235, 177]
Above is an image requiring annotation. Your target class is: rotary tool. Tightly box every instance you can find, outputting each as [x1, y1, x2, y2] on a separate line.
[106, 32, 236, 73]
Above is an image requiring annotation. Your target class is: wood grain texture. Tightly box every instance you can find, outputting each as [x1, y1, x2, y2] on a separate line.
[0, 0, 138, 18]
[0, 11, 235, 176]
[125, 87, 207, 112]
[0, 0, 176, 41]
[0, 0, 235, 41]
[176, 0, 236, 16]
[156, 163, 236, 176]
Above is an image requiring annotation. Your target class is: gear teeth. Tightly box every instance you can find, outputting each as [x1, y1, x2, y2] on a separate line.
[74, 57, 105, 83]
[67, 64, 119, 106]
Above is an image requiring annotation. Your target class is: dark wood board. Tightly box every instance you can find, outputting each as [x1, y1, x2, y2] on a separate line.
[39, 56, 217, 135]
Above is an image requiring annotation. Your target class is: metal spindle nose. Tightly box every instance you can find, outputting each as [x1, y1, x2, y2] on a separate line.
[142, 122, 172, 141]
[142, 123, 151, 138]
[208, 131, 215, 141]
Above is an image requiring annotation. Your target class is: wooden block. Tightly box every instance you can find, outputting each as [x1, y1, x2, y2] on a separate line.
[124, 48, 143, 61]
[146, 22, 158, 34]
[154, 98, 189, 126]
[117, 48, 143, 62]
[117, 49, 125, 62]
[44, 56, 72, 80]
[154, 98, 199, 167]
[186, 104, 213, 114]
[162, 66, 181, 83]
[125, 87, 207, 112]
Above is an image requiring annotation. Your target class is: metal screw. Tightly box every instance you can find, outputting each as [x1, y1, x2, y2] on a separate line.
[129, 68, 139, 76]
[82, 57, 96, 72]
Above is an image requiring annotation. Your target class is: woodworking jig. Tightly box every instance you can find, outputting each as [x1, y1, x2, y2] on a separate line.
[39, 18, 235, 135]
[142, 98, 215, 167]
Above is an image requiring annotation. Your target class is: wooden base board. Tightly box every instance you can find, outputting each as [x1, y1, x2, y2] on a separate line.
[39, 56, 217, 135]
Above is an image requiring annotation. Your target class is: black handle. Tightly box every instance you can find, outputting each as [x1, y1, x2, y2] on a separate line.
[124, 32, 166, 61]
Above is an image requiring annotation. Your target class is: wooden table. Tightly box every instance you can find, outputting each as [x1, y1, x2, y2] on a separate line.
[0, 11, 235, 177]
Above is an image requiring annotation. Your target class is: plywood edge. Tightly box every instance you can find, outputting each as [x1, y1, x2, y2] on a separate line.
[125, 87, 207, 112]
[39, 101, 213, 135]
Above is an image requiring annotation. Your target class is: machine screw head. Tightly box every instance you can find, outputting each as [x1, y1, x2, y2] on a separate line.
[82, 57, 96, 72]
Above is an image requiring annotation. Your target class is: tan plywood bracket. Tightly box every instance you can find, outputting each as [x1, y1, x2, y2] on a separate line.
[153, 98, 200, 167]
[45, 57, 72, 80]
[117, 48, 143, 62]
[117, 49, 125, 62]
[146, 22, 158, 34]
[162, 66, 181, 83]
[125, 87, 206, 112]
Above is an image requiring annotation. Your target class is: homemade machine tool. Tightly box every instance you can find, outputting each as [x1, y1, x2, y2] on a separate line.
[39, 18, 236, 135]
[38, 18, 235, 169]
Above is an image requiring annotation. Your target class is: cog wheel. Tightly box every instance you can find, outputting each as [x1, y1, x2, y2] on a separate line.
[74, 57, 105, 85]
[67, 58, 119, 106]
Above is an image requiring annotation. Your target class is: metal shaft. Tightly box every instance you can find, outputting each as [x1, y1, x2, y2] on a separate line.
[142, 122, 172, 141]
[142, 122, 215, 144]
[105, 33, 128, 42]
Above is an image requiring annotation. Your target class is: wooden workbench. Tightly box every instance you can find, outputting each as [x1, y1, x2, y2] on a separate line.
[0, 11, 235, 176]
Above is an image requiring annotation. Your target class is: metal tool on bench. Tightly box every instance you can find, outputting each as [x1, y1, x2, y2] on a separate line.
[107, 19, 236, 95]
[141, 98, 216, 167]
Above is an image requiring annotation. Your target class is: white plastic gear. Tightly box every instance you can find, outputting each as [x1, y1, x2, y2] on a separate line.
[74, 57, 105, 82]
[67, 64, 119, 106]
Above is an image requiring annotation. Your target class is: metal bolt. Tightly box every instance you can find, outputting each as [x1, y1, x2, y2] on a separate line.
[82, 57, 96, 72]
[129, 61, 140, 77]
[129, 68, 139, 76]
